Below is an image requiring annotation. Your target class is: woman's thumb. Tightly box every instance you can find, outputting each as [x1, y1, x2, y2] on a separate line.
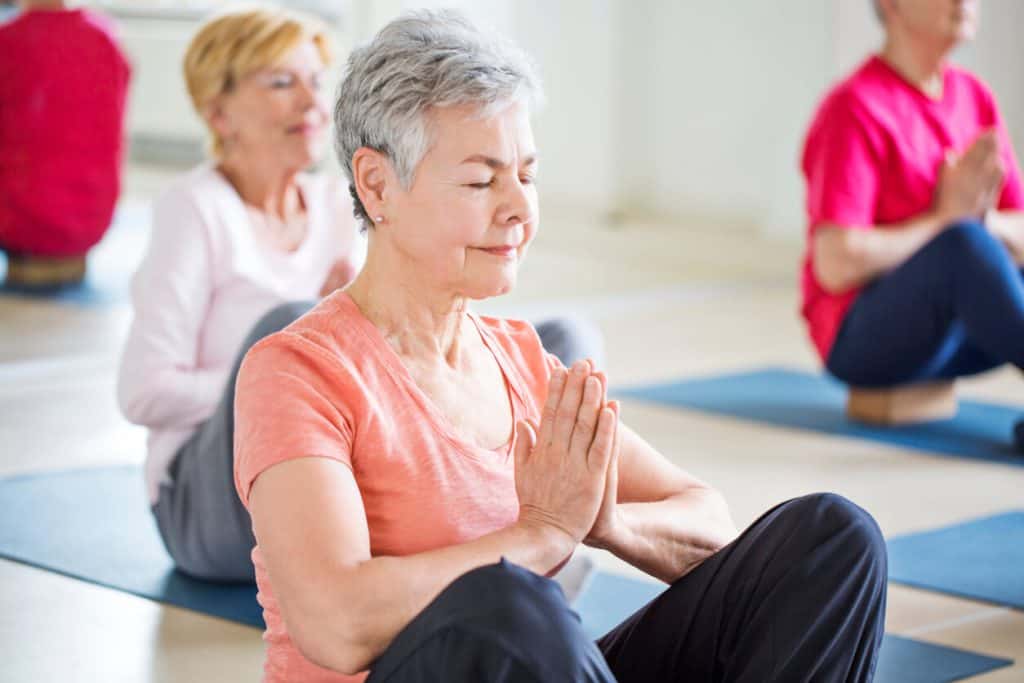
[513, 420, 536, 466]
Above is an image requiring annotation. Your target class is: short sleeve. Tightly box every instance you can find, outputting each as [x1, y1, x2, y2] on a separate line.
[234, 334, 355, 507]
[803, 96, 883, 231]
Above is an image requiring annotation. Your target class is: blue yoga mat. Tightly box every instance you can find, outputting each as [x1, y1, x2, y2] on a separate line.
[618, 367, 1024, 467]
[0, 202, 149, 307]
[888, 511, 1024, 610]
[0, 465, 262, 627]
[0, 466, 1012, 682]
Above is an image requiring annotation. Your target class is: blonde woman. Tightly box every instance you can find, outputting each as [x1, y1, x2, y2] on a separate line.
[117, 7, 361, 582]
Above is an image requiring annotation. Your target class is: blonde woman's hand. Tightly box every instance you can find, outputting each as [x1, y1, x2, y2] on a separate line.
[514, 361, 616, 556]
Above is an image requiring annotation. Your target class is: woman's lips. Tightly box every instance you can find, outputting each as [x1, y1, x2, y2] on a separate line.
[478, 245, 518, 258]
[288, 123, 322, 137]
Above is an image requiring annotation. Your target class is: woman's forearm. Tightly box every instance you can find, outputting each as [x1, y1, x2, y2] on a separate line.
[595, 487, 738, 584]
[813, 212, 951, 293]
[116, 361, 223, 428]
[291, 521, 574, 675]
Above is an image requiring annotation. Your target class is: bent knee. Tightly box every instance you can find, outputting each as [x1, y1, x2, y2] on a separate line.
[436, 561, 606, 676]
[936, 220, 1001, 257]
[441, 559, 567, 615]
[784, 493, 886, 569]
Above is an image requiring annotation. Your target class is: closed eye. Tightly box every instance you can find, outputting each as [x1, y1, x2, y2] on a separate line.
[268, 74, 295, 88]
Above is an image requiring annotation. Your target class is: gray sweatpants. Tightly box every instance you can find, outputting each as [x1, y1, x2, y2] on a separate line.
[151, 303, 604, 582]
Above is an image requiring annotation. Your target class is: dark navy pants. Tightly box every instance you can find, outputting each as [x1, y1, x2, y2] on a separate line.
[827, 220, 1024, 386]
[367, 493, 888, 683]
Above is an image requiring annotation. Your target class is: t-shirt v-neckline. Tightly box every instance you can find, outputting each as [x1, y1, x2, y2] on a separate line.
[336, 291, 522, 460]
[871, 55, 951, 107]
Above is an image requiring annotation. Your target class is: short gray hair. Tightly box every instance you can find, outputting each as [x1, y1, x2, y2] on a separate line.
[333, 9, 543, 226]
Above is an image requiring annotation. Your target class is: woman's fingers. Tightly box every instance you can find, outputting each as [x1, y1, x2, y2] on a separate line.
[513, 419, 536, 469]
[593, 369, 608, 403]
[568, 375, 604, 459]
[538, 367, 567, 449]
[587, 406, 617, 472]
[553, 360, 589, 447]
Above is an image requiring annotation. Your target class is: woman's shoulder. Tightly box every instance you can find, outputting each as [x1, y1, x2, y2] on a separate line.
[156, 162, 229, 203]
[151, 164, 245, 248]
[244, 294, 383, 382]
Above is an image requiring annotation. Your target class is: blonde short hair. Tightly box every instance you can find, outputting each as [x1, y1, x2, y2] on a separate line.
[184, 6, 334, 158]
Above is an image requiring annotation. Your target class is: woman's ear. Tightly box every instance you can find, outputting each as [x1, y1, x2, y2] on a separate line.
[204, 96, 234, 140]
[352, 147, 393, 219]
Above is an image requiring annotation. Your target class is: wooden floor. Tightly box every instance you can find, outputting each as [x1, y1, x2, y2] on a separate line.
[1, 163, 1022, 681]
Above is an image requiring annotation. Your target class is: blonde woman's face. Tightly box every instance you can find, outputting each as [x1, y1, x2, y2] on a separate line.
[214, 41, 329, 169]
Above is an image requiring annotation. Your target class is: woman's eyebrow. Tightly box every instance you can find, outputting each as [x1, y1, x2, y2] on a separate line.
[460, 153, 538, 168]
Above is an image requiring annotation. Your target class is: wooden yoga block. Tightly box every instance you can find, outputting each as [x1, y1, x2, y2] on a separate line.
[847, 381, 958, 425]
[4, 254, 86, 289]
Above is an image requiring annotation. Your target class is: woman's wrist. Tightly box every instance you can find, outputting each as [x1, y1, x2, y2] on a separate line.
[512, 516, 578, 574]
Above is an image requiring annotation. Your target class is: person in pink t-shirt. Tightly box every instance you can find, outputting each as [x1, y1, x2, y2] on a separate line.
[233, 10, 887, 683]
[801, 0, 1024, 447]
[0, 0, 131, 288]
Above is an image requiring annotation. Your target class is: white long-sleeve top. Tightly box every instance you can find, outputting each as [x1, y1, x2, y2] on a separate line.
[117, 163, 365, 503]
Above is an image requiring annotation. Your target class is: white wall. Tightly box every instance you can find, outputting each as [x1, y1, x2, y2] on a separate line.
[115, 0, 1024, 238]
[617, 1, 833, 236]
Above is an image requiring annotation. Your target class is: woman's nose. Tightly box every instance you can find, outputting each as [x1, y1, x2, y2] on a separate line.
[295, 79, 318, 111]
[500, 178, 534, 226]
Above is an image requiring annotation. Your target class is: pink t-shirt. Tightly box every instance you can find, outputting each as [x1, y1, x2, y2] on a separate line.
[234, 292, 557, 683]
[799, 56, 1024, 360]
[0, 8, 131, 256]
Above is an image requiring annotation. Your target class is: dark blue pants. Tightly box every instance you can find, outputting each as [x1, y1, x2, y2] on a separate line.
[367, 493, 887, 683]
[827, 221, 1024, 387]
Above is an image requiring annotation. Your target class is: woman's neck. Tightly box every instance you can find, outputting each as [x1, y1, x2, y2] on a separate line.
[217, 156, 303, 220]
[22, 0, 67, 10]
[880, 35, 948, 99]
[346, 239, 470, 367]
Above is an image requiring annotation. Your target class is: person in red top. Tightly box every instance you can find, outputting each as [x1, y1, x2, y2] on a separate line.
[800, 0, 1024, 444]
[0, 0, 131, 288]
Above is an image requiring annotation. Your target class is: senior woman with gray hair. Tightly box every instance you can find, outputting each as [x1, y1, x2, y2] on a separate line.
[234, 11, 887, 682]
[118, 6, 597, 585]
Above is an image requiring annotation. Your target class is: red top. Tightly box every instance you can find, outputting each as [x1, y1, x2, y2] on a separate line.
[799, 56, 1024, 360]
[0, 8, 131, 257]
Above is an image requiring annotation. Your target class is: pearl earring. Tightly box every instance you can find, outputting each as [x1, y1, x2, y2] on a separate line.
[374, 216, 384, 223]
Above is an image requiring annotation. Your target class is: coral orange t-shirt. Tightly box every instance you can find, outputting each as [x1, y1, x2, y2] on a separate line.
[234, 291, 558, 683]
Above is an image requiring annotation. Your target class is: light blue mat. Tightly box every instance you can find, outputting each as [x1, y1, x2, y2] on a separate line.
[0, 466, 1012, 681]
[0, 201, 149, 307]
[888, 512, 1024, 609]
[617, 367, 1024, 467]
